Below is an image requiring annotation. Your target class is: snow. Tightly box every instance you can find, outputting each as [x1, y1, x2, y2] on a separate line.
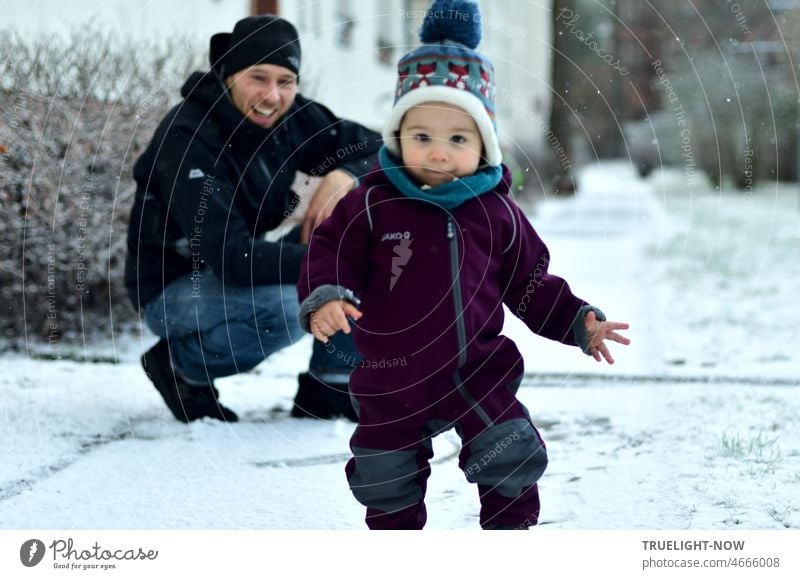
[1, 161, 799, 531]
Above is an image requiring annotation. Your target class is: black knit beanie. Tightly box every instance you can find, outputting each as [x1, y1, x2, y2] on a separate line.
[210, 15, 301, 77]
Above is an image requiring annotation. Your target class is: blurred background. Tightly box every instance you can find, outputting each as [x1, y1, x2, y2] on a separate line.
[1, 0, 798, 370]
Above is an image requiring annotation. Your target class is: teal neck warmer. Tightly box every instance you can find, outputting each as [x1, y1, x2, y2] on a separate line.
[378, 146, 502, 211]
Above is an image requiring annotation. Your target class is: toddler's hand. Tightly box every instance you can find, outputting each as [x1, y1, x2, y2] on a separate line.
[310, 300, 363, 343]
[585, 310, 630, 364]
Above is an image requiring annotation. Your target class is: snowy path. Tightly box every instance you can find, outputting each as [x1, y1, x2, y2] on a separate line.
[2, 353, 798, 530]
[507, 160, 665, 377]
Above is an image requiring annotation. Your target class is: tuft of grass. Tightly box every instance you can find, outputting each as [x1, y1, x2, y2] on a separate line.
[716, 429, 784, 477]
[718, 428, 782, 464]
[766, 503, 799, 529]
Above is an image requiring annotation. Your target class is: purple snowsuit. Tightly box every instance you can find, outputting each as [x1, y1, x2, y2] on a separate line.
[298, 166, 597, 529]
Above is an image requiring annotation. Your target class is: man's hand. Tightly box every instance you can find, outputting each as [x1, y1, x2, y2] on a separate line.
[301, 169, 356, 243]
[309, 300, 363, 343]
[585, 310, 630, 364]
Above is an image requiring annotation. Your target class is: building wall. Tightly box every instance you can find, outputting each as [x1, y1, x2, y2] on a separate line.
[481, 0, 552, 158]
[280, 0, 553, 155]
[1, 0, 249, 45]
[279, 0, 406, 131]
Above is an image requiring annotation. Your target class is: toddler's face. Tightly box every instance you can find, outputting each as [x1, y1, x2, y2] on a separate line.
[398, 102, 483, 187]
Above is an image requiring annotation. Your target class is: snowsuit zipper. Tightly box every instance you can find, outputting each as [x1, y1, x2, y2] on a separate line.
[447, 216, 493, 427]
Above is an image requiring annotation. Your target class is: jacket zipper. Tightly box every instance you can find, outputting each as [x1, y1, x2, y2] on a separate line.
[447, 216, 493, 427]
[257, 156, 274, 184]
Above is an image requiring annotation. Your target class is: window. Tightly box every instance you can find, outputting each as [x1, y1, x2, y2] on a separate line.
[336, 0, 354, 47]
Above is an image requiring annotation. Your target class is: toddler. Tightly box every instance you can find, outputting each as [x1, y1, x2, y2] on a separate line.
[297, 0, 629, 529]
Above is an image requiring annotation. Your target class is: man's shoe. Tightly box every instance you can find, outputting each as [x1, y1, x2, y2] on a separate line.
[141, 340, 238, 423]
[291, 372, 357, 422]
[190, 384, 239, 422]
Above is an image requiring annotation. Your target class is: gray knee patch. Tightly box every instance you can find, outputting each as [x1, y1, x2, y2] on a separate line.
[463, 419, 547, 498]
[349, 447, 423, 512]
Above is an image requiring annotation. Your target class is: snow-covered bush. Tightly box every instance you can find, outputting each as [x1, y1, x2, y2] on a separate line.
[0, 28, 202, 342]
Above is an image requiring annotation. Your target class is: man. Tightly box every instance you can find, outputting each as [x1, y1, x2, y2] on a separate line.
[125, 15, 380, 423]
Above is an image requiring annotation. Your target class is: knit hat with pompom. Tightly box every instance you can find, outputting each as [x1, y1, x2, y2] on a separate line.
[382, 0, 501, 166]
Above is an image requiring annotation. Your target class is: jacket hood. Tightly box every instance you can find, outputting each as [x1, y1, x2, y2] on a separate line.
[180, 70, 227, 106]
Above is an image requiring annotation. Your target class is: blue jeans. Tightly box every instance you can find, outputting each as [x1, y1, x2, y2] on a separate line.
[142, 271, 360, 383]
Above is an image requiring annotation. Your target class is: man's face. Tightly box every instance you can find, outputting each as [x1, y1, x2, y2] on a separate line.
[225, 63, 298, 129]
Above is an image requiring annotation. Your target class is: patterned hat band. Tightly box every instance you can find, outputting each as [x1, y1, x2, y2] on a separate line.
[395, 55, 496, 118]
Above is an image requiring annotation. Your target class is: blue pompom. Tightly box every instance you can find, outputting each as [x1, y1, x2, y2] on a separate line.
[419, 0, 482, 49]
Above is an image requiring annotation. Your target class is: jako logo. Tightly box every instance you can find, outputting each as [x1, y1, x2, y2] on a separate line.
[390, 237, 413, 291]
[20, 539, 46, 567]
[381, 231, 411, 242]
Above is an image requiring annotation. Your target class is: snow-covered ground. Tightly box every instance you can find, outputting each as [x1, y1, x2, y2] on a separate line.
[2, 162, 799, 530]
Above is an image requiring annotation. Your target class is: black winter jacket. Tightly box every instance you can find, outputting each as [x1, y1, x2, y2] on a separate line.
[125, 70, 380, 310]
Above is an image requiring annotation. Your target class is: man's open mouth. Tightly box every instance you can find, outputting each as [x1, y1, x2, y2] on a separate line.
[252, 106, 278, 119]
